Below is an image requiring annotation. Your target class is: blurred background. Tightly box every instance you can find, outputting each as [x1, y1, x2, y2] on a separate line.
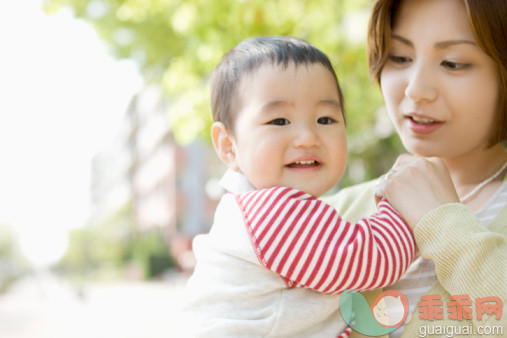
[0, 0, 403, 337]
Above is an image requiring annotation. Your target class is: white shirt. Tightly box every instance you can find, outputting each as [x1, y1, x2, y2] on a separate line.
[183, 170, 415, 337]
[182, 170, 347, 337]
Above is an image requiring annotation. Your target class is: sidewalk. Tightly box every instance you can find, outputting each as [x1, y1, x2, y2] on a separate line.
[0, 271, 189, 338]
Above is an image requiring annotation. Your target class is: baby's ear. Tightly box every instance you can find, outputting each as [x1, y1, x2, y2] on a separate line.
[211, 122, 239, 171]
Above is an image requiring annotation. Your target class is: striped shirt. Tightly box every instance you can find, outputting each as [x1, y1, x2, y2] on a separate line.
[235, 186, 416, 294]
[186, 170, 414, 337]
[386, 180, 507, 337]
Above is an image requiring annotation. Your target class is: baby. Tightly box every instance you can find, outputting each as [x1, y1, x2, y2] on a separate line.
[183, 36, 415, 337]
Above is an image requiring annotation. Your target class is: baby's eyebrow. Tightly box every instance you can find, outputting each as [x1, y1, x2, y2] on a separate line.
[319, 99, 341, 111]
[261, 100, 295, 112]
[261, 100, 341, 112]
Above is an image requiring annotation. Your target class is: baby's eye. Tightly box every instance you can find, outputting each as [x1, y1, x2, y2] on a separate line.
[317, 117, 336, 125]
[388, 55, 411, 64]
[441, 60, 471, 71]
[268, 118, 290, 126]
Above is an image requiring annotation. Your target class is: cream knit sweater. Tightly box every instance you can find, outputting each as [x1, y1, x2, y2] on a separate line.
[324, 176, 506, 337]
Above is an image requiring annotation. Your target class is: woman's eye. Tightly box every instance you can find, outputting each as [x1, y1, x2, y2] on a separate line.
[317, 117, 336, 125]
[388, 55, 411, 64]
[441, 60, 471, 71]
[268, 118, 290, 126]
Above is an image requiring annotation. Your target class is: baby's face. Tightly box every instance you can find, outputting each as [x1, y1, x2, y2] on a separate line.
[230, 62, 347, 197]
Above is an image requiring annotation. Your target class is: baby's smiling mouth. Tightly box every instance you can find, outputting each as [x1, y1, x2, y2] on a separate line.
[286, 160, 321, 168]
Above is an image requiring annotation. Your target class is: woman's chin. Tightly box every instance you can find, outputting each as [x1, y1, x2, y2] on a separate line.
[402, 142, 445, 158]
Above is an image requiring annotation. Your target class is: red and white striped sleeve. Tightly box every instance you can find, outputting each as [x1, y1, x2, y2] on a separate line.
[235, 187, 415, 294]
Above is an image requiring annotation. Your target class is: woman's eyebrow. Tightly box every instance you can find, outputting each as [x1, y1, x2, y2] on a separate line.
[392, 34, 413, 48]
[434, 39, 477, 49]
[392, 34, 476, 49]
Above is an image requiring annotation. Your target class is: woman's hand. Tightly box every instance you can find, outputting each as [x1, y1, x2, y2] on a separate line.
[375, 154, 460, 230]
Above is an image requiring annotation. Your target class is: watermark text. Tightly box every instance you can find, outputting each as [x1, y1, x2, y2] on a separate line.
[419, 324, 503, 337]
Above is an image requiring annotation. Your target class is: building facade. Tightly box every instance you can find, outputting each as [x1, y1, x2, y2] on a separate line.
[91, 86, 224, 273]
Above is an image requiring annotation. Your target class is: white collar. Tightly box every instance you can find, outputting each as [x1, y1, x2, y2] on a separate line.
[219, 169, 256, 194]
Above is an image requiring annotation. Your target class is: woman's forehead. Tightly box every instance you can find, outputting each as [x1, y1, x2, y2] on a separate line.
[392, 0, 471, 40]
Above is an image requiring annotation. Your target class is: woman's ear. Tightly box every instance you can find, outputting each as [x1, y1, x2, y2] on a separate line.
[211, 122, 239, 171]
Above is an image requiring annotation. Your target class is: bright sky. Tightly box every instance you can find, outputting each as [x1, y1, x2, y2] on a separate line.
[0, 1, 143, 265]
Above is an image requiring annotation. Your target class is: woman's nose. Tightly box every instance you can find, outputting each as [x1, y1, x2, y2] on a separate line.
[404, 63, 437, 102]
[292, 125, 321, 148]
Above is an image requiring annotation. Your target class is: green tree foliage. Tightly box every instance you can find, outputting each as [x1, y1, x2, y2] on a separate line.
[59, 203, 133, 277]
[44, 0, 403, 185]
[0, 224, 30, 293]
[59, 202, 174, 280]
[123, 230, 175, 278]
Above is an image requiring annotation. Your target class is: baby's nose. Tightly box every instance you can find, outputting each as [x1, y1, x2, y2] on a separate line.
[292, 125, 321, 148]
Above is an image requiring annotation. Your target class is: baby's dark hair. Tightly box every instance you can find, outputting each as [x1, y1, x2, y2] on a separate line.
[210, 36, 345, 132]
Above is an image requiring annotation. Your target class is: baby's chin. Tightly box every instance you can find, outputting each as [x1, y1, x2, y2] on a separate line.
[253, 185, 318, 197]
[253, 179, 335, 197]
[285, 175, 343, 197]
[285, 184, 332, 198]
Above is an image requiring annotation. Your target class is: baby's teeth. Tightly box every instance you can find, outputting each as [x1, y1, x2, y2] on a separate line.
[296, 161, 315, 165]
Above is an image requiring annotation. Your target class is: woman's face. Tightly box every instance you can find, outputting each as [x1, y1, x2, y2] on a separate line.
[380, 0, 499, 159]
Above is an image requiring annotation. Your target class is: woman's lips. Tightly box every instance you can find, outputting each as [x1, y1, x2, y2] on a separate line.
[405, 116, 444, 134]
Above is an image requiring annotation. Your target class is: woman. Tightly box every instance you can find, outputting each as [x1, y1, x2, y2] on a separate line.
[327, 0, 506, 336]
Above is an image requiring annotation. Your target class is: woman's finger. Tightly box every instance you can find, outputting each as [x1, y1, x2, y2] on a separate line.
[374, 175, 387, 204]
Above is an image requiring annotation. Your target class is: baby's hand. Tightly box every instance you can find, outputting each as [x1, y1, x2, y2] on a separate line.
[375, 155, 459, 230]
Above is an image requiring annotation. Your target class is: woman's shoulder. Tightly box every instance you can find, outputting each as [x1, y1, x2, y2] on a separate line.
[322, 179, 380, 223]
